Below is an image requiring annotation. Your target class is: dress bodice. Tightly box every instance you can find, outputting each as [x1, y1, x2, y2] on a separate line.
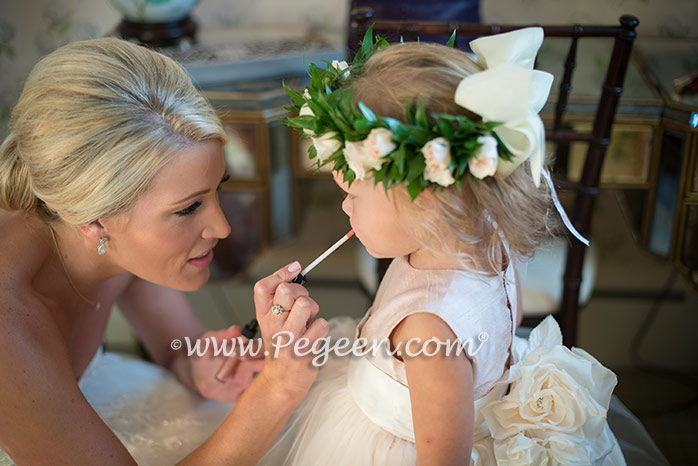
[356, 255, 518, 399]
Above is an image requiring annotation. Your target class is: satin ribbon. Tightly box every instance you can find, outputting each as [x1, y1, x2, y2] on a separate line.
[456, 29, 589, 245]
[454, 28, 553, 188]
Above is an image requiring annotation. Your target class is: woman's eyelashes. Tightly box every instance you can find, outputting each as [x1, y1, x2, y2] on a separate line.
[176, 174, 229, 216]
[175, 201, 202, 216]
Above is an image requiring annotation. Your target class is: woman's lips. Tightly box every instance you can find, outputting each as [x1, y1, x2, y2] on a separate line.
[188, 241, 217, 268]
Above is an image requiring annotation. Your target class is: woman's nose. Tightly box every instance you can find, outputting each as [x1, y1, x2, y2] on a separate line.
[202, 200, 231, 239]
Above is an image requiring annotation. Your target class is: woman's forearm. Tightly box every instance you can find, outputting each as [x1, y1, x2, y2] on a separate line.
[177, 372, 302, 466]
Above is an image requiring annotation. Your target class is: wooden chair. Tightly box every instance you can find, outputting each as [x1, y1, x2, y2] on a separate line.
[349, 9, 639, 347]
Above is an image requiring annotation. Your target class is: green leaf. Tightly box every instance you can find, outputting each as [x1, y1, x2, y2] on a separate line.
[458, 156, 469, 176]
[384, 117, 403, 133]
[406, 153, 426, 183]
[437, 119, 455, 140]
[392, 144, 407, 174]
[389, 162, 401, 180]
[405, 103, 415, 125]
[415, 102, 429, 128]
[308, 143, 318, 160]
[344, 168, 356, 186]
[358, 101, 377, 122]
[360, 24, 375, 61]
[407, 178, 423, 200]
[283, 81, 305, 108]
[445, 29, 457, 48]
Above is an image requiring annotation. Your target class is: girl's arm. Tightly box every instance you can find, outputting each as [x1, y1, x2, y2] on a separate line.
[392, 312, 474, 466]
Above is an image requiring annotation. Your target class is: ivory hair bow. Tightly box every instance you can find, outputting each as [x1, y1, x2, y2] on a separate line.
[456, 29, 589, 245]
[454, 28, 554, 188]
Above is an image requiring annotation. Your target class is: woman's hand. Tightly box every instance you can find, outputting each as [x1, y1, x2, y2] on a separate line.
[253, 261, 329, 400]
[189, 325, 265, 403]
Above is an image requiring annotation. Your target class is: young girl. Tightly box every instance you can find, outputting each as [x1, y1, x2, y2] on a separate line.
[261, 27, 625, 465]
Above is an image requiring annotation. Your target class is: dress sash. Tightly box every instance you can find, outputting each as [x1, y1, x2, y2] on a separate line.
[347, 356, 416, 443]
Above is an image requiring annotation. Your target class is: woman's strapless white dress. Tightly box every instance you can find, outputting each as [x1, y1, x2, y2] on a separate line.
[0, 349, 233, 466]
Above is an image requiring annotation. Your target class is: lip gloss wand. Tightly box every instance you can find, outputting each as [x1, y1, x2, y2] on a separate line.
[214, 230, 355, 382]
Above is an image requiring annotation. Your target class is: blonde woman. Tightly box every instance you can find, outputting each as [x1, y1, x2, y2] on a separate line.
[0, 38, 328, 465]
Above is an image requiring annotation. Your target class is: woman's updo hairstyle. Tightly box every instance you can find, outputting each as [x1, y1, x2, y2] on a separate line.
[0, 37, 226, 224]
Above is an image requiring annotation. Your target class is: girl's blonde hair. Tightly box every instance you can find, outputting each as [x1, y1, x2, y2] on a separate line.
[0, 37, 227, 224]
[351, 43, 557, 273]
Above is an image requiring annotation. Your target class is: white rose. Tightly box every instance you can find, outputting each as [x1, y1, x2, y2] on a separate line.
[312, 132, 342, 163]
[492, 434, 547, 466]
[343, 140, 369, 180]
[365, 128, 396, 159]
[331, 59, 350, 78]
[343, 128, 395, 180]
[421, 137, 455, 187]
[469, 135, 499, 179]
[299, 103, 315, 136]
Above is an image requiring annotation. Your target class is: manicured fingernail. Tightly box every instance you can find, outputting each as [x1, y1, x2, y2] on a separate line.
[288, 261, 301, 273]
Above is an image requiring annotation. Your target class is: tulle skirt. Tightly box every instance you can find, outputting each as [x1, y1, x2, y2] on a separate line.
[259, 317, 417, 466]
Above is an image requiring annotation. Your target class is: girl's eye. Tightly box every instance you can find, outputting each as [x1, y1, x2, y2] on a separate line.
[175, 201, 202, 216]
[344, 192, 354, 200]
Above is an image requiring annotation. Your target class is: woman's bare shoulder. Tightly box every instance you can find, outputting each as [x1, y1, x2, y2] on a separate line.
[0, 211, 61, 338]
[0, 210, 52, 284]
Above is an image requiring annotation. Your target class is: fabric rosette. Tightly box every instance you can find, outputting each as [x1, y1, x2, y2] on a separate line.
[475, 316, 623, 465]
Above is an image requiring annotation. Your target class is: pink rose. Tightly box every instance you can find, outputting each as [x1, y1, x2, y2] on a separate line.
[469, 135, 499, 179]
[343, 128, 396, 180]
[421, 137, 455, 186]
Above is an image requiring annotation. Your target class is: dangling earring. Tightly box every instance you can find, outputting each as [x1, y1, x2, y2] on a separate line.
[97, 237, 108, 255]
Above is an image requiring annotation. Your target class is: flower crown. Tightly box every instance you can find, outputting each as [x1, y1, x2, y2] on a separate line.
[284, 26, 554, 200]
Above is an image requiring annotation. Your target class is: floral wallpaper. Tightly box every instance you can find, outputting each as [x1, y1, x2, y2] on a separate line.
[0, 1, 120, 139]
[1, 0, 696, 139]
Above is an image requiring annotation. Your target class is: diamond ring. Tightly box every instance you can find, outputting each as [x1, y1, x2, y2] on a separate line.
[271, 304, 286, 316]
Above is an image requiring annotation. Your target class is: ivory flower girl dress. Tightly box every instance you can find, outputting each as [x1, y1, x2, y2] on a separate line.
[259, 254, 626, 465]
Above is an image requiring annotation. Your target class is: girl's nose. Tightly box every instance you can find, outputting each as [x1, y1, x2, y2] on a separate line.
[341, 196, 352, 216]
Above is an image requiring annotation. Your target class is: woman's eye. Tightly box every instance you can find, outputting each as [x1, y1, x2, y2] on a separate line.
[344, 192, 354, 200]
[175, 201, 202, 216]
[217, 174, 231, 191]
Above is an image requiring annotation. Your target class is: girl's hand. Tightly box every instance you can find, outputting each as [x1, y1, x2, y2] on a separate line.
[253, 261, 329, 400]
[190, 325, 265, 403]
